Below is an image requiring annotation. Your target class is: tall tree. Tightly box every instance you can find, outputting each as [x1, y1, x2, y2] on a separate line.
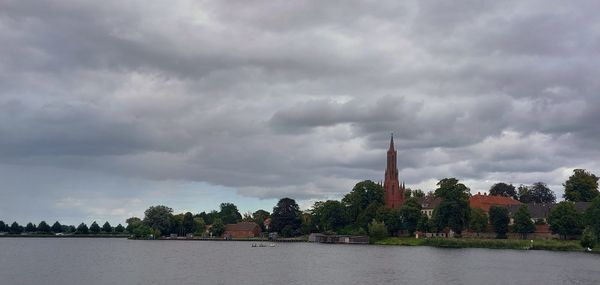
[399, 198, 422, 236]
[211, 218, 225, 237]
[489, 206, 509, 239]
[193, 217, 206, 235]
[489, 183, 517, 199]
[76, 223, 89, 234]
[342, 180, 384, 227]
[114, 224, 125, 233]
[271, 197, 301, 234]
[375, 207, 402, 235]
[517, 185, 532, 203]
[37, 221, 51, 233]
[25, 222, 36, 233]
[530, 182, 556, 203]
[102, 222, 112, 233]
[585, 196, 600, 244]
[469, 207, 488, 236]
[90, 221, 101, 234]
[10, 222, 22, 234]
[143, 205, 174, 236]
[252, 209, 270, 231]
[51, 221, 62, 233]
[0, 221, 6, 232]
[548, 201, 582, 239]
[563, 169, 599, 202]
[125, 217, 142, 233]
[513, 205, 535, 239]
[219, 203, 242, 225]
[182, 212, 195, 234]
[312, 200, 349, 232]
[432, 178, 471, 236]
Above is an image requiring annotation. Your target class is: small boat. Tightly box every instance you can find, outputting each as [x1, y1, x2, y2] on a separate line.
[258, 243, 266, 247]
[269, 243, 276, 247]
[251, 243, 257, 247]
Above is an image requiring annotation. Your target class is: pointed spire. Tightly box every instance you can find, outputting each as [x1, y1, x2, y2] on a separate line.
[389, 132, 395, 150]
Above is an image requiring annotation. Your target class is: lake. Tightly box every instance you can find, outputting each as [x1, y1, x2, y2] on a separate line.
[0, 238, 598, 285]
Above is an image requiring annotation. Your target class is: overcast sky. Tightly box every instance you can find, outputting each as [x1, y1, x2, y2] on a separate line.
[1, 0, 599, 225]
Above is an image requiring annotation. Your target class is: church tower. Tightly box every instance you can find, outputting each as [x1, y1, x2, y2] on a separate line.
[384, 133, 405, 208]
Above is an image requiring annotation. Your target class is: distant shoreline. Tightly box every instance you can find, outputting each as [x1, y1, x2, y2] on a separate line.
[0, 234, 129, 238]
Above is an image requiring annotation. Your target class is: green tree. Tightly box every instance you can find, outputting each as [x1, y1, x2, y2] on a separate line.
[548, 201, 582, 239]
[416, 214, 430, 233]
[182, 212, 195, 234]
[252, 209, 270, 231]
[529, 182, 556, 203]
[581, 227, 596, 249]
[563, 169, 599, 202]
[171, 213, 184, 236]
[126, 217, 142, 233]
[489, 206, 509, 239]
[193, 217, 206, 236]
[10, 222, 22, 234]
[0, 221, 6, 232]
[585, 196, 600, 243]
[356, 202, 381, 230]
[375, 207, 402, 235]
[219, 203, 242, 225]
[102, 221, 112, 233]
[368, 220, 389, 241]
[469, 208, 488, 236]
[513, 205, 535, 239]
[489, 183, 517, 200]
[132, 224, 152, 238]
[25, 222, 36, 233]
[76, 223, 89, 234]
[114, 224, 125, 233]
[432, 178, 470, 236]
[271, 198, 301, 234]
[399, 198, 422, 236]
[517, 185, 532, 203]
[90, 221, 101, 234]
[342, 180, 384, 228]
[312, 200, 349, 232]
[211, 218, 225, 237]
[51, 221, 62, 233]
[143, 205, 174, 236]
[37, 221, 51, 233]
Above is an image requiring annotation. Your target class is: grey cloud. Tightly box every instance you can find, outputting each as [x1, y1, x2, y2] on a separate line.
[1, 0, 600, 223]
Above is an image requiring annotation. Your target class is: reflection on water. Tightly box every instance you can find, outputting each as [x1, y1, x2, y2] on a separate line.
[0, 238, 599, 285]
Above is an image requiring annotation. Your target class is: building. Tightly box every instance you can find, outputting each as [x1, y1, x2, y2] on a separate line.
[469, 192, 521, 213]
[384, 134, 406, 208]
[417, 196, 443, 218]
[223, 222, 261, 238]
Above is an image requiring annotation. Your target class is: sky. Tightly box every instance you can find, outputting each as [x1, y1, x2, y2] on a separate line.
[1, 0, 600, 225]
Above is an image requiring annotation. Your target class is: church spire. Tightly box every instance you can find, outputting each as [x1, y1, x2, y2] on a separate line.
[384, 132, 404, 208]
[389, 132, 395, 150]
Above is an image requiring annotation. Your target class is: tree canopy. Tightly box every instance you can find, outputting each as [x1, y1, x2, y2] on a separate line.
[489, 206, 509, 239]
[271, 197, 301, 234]
[102, 221, 112, 233]
[518, 182, 556, 204]
[219, 203, 242, 225]
[342, 180, 384, 228]
[143, 205, 174, 236]
[90, 221, 101, 234]
[563, 169, 599, 202]
[489, 183, 517, 199]
[432, 178, 470, 235]
[548, 201, 582, 239]
[312, 200, 349, 232]
[513, 205, 535, 239]
[469, 207, 488, 234]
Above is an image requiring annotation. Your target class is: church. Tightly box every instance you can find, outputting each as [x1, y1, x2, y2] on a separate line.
[384, 134, 406, 208]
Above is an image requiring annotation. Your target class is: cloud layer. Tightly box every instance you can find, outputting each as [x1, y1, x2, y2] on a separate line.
[1, 0, 599, 223]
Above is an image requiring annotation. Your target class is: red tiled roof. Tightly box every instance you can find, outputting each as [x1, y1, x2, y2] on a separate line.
[469, 194, 521, 213]
[224, 222, 260, 232]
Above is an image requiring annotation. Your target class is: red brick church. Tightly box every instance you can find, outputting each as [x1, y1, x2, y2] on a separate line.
[384, 134, 406, 208]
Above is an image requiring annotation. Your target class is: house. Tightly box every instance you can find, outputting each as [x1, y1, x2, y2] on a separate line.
[223, 222, 261, 238]
[416, 196, 442, 218]
[469, 193, 521, 213]
[309, 234, 369, 244]
[507, 202, 592, 224]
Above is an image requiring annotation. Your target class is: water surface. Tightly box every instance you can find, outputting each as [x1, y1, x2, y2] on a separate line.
[0, 238, 598, 285]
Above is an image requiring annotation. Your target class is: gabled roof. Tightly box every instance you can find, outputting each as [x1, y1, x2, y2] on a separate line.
[469, 193, 521, 213]
[224, 222, 260, 232]
[416, 196, 443, 210]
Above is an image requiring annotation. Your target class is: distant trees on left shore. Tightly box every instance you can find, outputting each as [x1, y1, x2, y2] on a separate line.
[0, 220, 125, 235]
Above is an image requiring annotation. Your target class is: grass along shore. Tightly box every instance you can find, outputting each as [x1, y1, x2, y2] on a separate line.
[375, 237, 586, 252]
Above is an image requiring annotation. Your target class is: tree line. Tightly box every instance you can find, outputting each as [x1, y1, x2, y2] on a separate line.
[0, 220, 125, 235]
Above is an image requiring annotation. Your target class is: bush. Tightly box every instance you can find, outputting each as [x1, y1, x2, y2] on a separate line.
[368, 220, 389, 241]
[581, 227, 596, 249]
